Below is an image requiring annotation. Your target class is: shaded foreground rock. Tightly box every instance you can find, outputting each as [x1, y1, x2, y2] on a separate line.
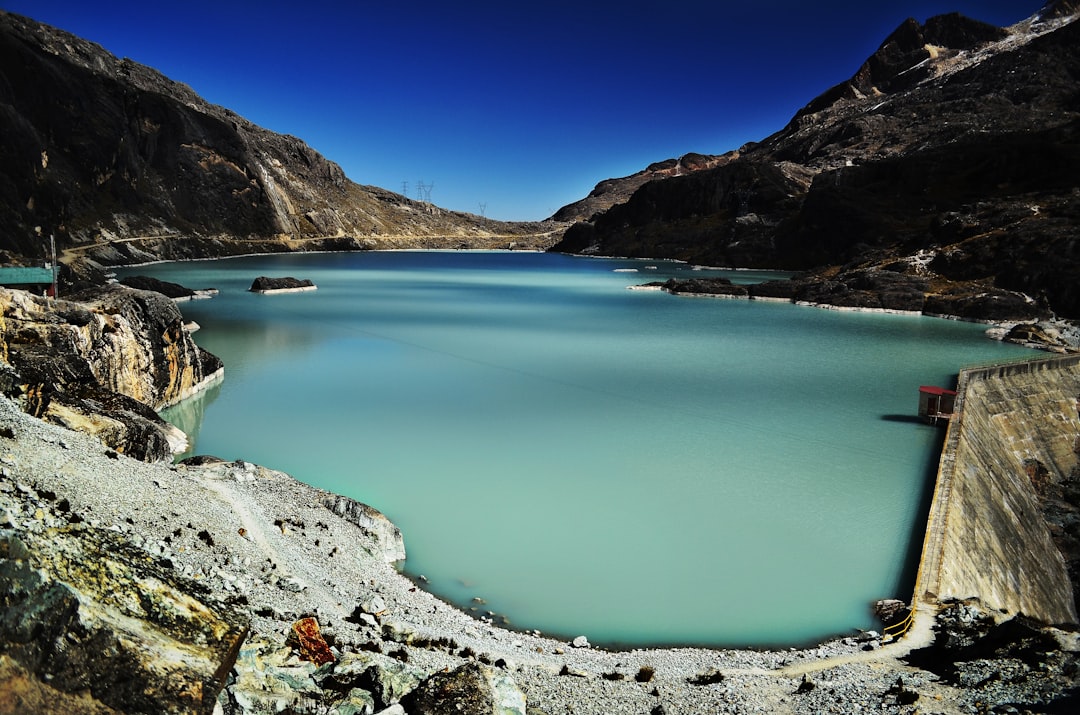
[0, 523, 248, 714]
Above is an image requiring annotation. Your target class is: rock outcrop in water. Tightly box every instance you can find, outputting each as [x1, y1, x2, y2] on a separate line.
[248, 276, 316, 294]
[553, 5, 1080, 321]
[0, 284, 221, 460]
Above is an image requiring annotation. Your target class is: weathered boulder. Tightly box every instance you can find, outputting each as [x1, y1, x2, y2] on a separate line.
[222, 641, 324, 714]
[0, 527, 248, 715]
[322, 495, 406, 563]
[402, 662, 527, 715]
[319, 651, 428, 710]
[249, 276, 317, 293]
[0, 285, 221, 460]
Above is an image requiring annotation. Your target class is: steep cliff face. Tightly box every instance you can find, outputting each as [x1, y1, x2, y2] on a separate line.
[554, 8, 1080, 319]
[550, 152, 738, 223]
[0, 285, 221, 460]
[0, 11, 560, 270]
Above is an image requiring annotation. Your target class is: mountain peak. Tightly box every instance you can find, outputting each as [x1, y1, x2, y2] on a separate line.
[793, 12, 1008, 118]
[1037, 0, 1080, 22]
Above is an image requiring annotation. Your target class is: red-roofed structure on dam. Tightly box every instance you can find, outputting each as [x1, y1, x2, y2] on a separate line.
[918, 385, 957, 425]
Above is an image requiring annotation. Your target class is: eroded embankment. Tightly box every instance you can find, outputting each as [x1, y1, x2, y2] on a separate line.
[916, 355, 1080, 624]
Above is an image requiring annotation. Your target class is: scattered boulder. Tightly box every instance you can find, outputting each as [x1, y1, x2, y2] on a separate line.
[290, 617, 336, 666]
[883, 676, 920, 706]
[687, 668, 725, 686]
[1003, 323, 1078, 352]
[401, 662, 527, 715]
[322, 495, 406, 563]
[223, 641, 324, 714]
[321, 651, 427, 710]
[874, 599, 911, 630]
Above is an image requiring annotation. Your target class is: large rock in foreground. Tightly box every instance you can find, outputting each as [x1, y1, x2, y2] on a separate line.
[0, 523, 248, 714]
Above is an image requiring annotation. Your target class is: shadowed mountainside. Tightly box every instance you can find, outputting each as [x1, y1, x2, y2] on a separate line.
[553, 3, 1080, 320]
[0, 10, 562, 278]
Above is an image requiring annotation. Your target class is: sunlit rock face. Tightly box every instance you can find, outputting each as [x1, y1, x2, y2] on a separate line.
[0, 285, 221, 460]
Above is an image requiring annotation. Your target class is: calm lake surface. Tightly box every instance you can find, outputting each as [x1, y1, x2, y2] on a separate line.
[119, 251, 1029, 647]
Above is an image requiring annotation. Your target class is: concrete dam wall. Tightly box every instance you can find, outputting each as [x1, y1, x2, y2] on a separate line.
[916, 354, 1080, 625]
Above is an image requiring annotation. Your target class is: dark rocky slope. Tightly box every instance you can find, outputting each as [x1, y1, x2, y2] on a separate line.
[0, 10, 562, 284]
[550, 152, 737, 223]
[553, 5, 1080, 320]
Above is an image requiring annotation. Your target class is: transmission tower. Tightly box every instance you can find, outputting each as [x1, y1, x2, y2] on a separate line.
[401, 181, 409, 198]
[478, 202, 487, 217]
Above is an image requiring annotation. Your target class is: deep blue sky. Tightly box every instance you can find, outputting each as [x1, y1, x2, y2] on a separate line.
[3, 1, 1044, 221]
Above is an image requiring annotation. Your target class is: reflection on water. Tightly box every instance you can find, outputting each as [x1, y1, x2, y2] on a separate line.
[161, 379, 222, 457]
[123, 251, 1031, 647]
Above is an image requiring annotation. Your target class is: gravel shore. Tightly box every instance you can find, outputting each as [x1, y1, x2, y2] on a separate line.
[2, 392, 1075, 714]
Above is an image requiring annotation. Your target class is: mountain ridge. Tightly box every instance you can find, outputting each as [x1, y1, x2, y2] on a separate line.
[553, 5, 1080, 319]
[0, 10, 563, 276]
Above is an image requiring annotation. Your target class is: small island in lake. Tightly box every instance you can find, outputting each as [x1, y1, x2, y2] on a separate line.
[249, 276, 317, 294]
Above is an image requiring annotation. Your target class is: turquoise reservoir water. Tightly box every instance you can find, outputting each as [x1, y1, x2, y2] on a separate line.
[120, 251, 1029, 647]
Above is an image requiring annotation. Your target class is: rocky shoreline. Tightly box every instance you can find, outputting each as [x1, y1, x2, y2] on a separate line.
[2, 359, 1079, 712]
[647, 274, 1080, 354]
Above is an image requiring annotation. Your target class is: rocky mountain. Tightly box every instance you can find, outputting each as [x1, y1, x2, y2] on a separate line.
[550, 151, 736, 223]
[0, 10, 561, 282]
[553, 3, 1080, 320]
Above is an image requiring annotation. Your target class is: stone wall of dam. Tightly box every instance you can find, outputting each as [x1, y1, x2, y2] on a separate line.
[916, 354, 1080, 625]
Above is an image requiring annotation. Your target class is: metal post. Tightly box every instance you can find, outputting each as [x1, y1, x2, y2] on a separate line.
[50, 234, 57, 298]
